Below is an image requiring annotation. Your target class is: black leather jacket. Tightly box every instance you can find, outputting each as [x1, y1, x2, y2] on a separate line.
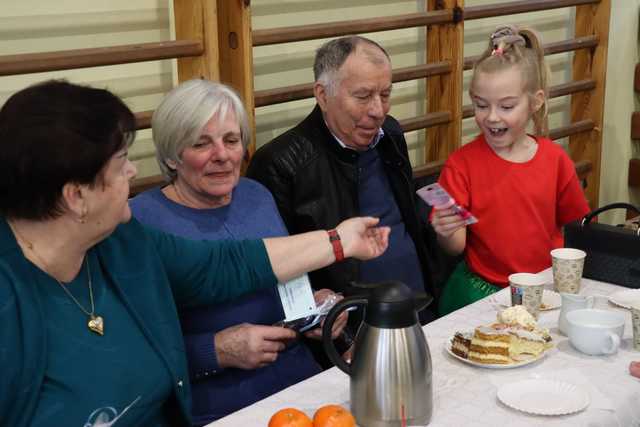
[247, 105, 442, 302]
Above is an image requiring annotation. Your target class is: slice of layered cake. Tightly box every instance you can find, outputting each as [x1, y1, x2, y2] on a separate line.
[468, 326, 512, 364]
[494, 305, 552, 361]
[508, 327, 548, 360]
[451, 331, 472, 359]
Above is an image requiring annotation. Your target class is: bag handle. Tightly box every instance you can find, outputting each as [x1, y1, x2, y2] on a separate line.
[580, 203, 640, 235]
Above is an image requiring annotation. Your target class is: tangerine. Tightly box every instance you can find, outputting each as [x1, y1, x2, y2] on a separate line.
[268, 407, 313, 427]
[312, 404, 356, 427]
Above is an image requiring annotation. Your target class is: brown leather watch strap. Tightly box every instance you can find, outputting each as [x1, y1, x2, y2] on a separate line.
[327, 229, 344, 262]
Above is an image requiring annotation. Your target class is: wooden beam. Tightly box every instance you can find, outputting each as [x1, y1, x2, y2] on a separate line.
[134, 111, 153, 130]
[635, 63, 640, 93]
[544, 35, 599, 55]
[569, 0, 611, 208]
[254, 83, 314, 108]
[413, 160, 446, 179]
[217, 0, 256, 162]
[254, 62, 451, 108]
[252, 10, 454, 46]
[629, 158, 640, 188]
[464, 0, 599, 20]
[393, 61, 451, 82]
[0, 41, 202, 76]
[130, 175, 165, 197]
[631, 112, 640, 140]
[549, 79, 596, 98]
[575, 160, 592, 179]
[548, 119, 594, 140]
[173, 0, 220, 82]
[399, 112, 452, 132]
[426, 0, 464, 163]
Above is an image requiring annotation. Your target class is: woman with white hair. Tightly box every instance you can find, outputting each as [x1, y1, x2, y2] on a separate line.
[130, 80, 347, 425]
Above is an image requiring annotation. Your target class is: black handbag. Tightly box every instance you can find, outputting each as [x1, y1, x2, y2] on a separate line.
[564, 203, 640, 288]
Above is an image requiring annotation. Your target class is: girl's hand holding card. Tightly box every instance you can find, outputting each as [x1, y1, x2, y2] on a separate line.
[417, 183, 477, 238]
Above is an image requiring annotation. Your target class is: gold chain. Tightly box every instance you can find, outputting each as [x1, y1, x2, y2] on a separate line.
[54, 257, 96, 318]
[9, 221, 104, 335]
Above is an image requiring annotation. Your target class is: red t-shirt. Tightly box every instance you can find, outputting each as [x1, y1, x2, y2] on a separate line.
[438, 134, 590, 286]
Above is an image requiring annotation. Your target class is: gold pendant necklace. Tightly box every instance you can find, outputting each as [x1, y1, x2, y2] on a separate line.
[9, 222, 104, 335]
[57, 258, 104, 336]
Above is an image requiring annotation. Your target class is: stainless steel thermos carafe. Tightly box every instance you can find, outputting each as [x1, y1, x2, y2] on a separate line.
[322, 281, 433, 427]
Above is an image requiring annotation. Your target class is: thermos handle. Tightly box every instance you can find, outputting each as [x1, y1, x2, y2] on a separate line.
[322, 297, 367, 375]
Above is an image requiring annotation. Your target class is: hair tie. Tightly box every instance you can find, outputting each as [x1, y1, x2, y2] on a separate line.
[490, 25, 526, 54]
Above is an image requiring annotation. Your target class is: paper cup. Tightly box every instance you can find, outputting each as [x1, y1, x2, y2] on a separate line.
[551, 248, 586, 294]
[631, 303, 640, 351]
[508, 273, 546, 319]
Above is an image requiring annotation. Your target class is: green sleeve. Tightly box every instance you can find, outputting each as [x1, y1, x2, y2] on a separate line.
[145, 225, 278, 308]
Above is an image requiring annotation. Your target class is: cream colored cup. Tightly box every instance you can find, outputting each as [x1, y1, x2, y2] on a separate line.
[508, 273, 546, 319]
[551, 248, 586, 294]
[631, 302, 640, 351]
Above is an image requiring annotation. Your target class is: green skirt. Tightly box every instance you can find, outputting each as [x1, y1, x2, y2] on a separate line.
[438, 261, 501, 316]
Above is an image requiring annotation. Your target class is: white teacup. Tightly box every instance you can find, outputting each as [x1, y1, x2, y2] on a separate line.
[566, 308, 625, 355]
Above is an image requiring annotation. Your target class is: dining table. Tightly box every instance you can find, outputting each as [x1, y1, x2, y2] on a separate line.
[208, 268, 640, 426]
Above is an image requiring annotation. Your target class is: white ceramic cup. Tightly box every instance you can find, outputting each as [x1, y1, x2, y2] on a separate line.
[566, 308, 625, 355]
[550, 248, 586, 294]
[508, 273, 546, 319]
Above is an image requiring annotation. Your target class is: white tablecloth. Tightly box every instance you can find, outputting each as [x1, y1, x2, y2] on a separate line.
[208, 269, 640, 426]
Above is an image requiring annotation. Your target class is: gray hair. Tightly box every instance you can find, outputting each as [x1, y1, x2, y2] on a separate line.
[313, 36, 391, 95]
[151, 79, 250, 181]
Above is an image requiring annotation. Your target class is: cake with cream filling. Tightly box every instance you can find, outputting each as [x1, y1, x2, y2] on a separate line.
[496, 305, 552, 343]
[468, 326, 512, 364]
[452, 306, 553, 365]
[507, 327, 548, 360]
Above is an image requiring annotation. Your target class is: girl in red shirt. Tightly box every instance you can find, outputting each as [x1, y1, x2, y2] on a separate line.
[432, 25, 589, 316]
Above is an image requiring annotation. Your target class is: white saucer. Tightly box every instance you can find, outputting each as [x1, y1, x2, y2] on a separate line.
[608, 289, 640, 309]
[491, 289, 561, 311]
[497, 379, 589, 415]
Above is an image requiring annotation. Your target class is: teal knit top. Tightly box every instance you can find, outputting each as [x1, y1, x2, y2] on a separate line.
[0, 217, 277, 427]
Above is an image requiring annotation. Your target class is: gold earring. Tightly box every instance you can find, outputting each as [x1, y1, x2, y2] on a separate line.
[78, 206, 88, 224]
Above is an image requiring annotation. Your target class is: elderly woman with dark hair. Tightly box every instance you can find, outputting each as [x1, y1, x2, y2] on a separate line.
[0, 80, 389, 427]
[130, 79, 348, 425]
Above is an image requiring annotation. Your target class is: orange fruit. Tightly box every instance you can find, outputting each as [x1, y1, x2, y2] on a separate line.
[313, 404, 356, 427]
[268, 407, 313, 427]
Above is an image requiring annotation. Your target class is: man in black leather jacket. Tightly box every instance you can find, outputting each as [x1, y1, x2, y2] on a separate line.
[247, 36, 443, 328]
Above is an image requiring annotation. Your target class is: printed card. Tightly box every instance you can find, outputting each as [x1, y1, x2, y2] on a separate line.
[277, 274, 317, 321]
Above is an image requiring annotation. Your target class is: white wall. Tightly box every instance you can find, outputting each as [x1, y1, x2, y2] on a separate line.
[599, 0, 640, 224]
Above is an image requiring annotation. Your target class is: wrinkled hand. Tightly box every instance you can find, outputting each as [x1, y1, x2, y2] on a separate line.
[215, 323, 297, 370]
[431, 206, 467, 238]
[304, 289, 348, 340]
[336, 217, 389, 260]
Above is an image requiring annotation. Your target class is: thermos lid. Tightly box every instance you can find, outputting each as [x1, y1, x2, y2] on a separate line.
[362, 281, 429, 328]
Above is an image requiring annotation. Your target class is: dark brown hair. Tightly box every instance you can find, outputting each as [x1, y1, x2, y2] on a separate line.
[0, 80, 135, 220]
